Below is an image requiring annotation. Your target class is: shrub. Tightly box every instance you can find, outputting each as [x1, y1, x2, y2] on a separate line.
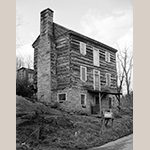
[50, 102, 61, 109]
[16, 79, 35, 99]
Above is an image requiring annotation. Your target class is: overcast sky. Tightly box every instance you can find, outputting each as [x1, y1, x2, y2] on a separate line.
[16, 0, 133, 64]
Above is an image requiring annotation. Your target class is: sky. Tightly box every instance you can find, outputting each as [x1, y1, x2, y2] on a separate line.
[16, 0, 133, 60]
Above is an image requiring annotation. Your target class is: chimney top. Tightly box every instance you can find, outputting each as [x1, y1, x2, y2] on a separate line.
[40, 8, 54, 14]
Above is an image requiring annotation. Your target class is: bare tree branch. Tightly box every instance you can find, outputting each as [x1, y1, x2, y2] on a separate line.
[116, 44, 133, 97]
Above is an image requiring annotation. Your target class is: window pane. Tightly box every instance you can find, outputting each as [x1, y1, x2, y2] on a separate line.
[59, 94, 66, 101]
[81, 94, 85, 105]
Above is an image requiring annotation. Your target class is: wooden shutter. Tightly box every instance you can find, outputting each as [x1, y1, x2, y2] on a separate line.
[105, 51, 110, 62]
[94, 70, 100, 90]
[105, 51, 108, 61]
[106, 73, 111, 87]
[93, 48, 99, 66]
[108, 52, 110, 62]
[80, 66, 87, 82]
[80, 42, 86, 55]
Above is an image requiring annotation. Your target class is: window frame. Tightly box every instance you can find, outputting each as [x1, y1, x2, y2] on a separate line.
[80, 42, 86, 55]
[81, 93, 86, 106]
[57, 93, 67, 103]
[80, 66, 87, 82]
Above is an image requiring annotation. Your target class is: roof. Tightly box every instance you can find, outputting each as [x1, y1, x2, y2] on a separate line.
[32, 22, 117, 52]
[17, 67, 34, 72]
[85, 85, 121, 95]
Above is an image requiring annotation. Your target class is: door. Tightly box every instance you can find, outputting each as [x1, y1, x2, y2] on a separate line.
[92, 95, 100, 114]
[95, 96, 99, 106]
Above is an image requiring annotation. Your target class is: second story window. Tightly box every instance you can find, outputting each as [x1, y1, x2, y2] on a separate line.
[80, 66, 87, 82]
[80, 42, 86, 55]
[106, 73, 111, 87]
[93, 48, 99, 66]
[105, 51, 110, 62]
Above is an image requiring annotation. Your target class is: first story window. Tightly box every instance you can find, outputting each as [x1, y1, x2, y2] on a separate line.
[81, 94, 86, 106]
[58, 93, 67, 102]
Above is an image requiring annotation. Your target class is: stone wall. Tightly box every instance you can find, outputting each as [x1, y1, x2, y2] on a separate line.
[51, 88, 92, 114]
[37, 8, 54, 102]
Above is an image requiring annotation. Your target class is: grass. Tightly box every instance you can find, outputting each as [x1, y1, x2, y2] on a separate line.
[16, 96, 133, 150]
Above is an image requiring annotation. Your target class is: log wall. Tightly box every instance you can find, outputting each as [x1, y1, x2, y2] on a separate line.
[70, 34, 117, 91]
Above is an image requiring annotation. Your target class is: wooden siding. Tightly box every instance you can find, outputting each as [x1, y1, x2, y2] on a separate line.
[54, 23, 69, 38]
[56, 35, 70, 90]
[70, 34, 117, 91]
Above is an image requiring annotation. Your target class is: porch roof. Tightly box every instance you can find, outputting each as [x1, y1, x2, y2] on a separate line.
[86, 87, 122, 96]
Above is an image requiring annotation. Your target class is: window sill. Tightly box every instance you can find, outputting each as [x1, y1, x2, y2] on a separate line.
[59, 101, 65, 103]
[82, 105, 86, 108]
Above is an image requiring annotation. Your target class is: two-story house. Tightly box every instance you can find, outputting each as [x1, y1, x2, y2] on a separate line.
[32, 8, 121, 114]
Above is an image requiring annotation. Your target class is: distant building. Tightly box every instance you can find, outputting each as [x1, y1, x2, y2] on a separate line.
[32, 8, 121, 114]
[16, 67, 34, 84]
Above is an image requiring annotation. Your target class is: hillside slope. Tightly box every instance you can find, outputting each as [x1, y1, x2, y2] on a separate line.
[16, 96, 133, 150]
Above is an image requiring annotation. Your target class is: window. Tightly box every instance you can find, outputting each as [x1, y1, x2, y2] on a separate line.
[80, 42, 86, 55]
[58, 93, 67, 102]
[80, 66, 87, 82]
[105, 51, 110, 62]
[81, 94, 86, 106]
[106, 73, 111, 87]
[93, 48, 99, 66]
[93, 70, 101, 90]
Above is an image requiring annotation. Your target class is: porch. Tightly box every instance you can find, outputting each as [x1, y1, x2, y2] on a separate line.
[87, 88, 122, 115]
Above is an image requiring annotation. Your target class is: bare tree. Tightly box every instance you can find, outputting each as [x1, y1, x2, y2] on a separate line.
[16, 12, 23, 50]
[116, 55, 124, 94]
[117, 45, 133, 99]
[16, 56, 25, 70]
[25, 55, 33, 69]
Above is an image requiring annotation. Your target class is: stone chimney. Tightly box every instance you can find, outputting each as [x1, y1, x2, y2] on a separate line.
[40, 8, 54, 37]
[37, 8, 54, 103]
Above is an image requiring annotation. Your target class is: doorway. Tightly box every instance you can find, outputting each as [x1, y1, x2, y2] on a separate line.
[91, 95, 100, 114]
[94, 95, 99, 106]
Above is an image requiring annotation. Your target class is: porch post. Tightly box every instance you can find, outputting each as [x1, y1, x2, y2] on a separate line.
[99, 92, 101, 116]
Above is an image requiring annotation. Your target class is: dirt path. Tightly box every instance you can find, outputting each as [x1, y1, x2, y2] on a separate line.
[88, 134, 133, 150]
